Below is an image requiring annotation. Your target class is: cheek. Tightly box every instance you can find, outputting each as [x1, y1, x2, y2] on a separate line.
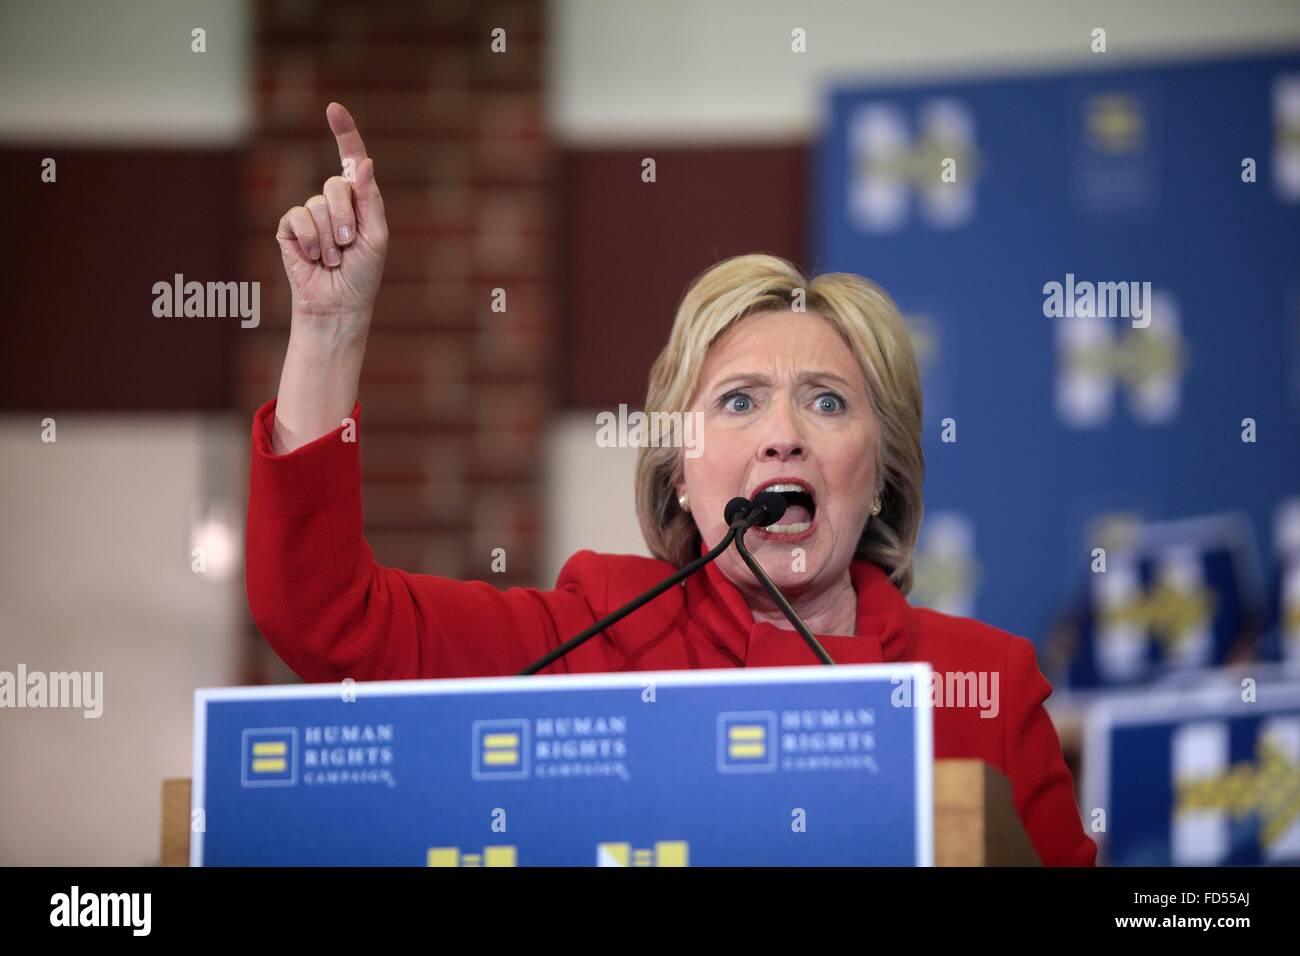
[826, 425, 879, 514]
[685, 430, 744, 496]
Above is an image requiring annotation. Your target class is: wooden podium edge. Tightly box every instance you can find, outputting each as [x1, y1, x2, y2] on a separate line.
[160, 778, 191, 867]
[934, 759, 1041, 866]
[162, 759, 1040, 866]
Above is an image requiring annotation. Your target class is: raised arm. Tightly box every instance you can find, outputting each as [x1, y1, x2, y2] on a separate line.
[250, 104, 602, 683]
[271, 102, 387, 454]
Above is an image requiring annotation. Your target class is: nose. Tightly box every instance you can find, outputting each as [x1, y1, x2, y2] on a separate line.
[757, 398, 806, 462]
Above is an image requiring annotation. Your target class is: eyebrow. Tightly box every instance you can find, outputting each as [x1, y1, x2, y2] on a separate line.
[708, 370, 859, 392]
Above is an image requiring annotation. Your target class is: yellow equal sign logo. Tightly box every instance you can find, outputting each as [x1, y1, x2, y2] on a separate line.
[482, 732, 519, 767]
[241, 728, 297, 787]
[427, 846, 518, 867]
[728, 724, 766, 760]
[473, 719, 529, 779]
[597, 841, 689, 867]
[250, 740, 287, 774]
[718, 712, 777, 772]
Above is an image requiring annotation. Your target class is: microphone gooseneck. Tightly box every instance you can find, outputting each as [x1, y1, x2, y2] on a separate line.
[734, 492, 836, 666]
[518, 500, 750, 675]
[518, 492, 835, 674]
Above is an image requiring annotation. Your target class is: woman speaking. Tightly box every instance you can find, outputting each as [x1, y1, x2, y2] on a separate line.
[249, 104, 1097, 867]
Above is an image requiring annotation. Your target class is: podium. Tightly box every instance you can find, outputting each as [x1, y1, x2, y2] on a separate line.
[162, 760, 1038, 866]
[176, 665, 1041, 866]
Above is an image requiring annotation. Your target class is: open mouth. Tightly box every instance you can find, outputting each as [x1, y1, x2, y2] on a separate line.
[748, 478, 817, 539]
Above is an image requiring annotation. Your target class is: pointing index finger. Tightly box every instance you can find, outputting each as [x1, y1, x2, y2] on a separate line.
[326, 102, 368, 172]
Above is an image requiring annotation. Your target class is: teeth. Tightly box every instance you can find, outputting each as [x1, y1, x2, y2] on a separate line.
[765, 520, 812, 534]
[762, 483, 811, 496]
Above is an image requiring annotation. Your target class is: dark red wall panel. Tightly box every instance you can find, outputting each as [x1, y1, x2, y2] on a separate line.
[1, 148, 242, 411]
[556, 145, 808, 410]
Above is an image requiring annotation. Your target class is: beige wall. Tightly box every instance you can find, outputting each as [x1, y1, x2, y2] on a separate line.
[0, 0, 251, 866]
[0, 415, 245, 865]
[0, 0, 250, 144]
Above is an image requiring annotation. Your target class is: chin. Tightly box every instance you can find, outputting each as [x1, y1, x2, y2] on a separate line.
[742, 540, 829, 588]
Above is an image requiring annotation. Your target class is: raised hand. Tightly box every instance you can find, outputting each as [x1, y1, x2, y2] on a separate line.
[275, 102, 388, 319]
[269, 103, 389, 453]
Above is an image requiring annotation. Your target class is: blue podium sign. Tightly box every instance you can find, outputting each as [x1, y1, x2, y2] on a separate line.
[192, 664, 934, 866]
[1083, 681, 1300, 866]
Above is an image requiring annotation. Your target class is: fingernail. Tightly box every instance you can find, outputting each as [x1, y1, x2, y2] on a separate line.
[324, 247, 341, 267]
[337, 224, 352, 243]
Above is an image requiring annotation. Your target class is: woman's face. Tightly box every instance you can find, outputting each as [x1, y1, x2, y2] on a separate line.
[679, 309, 881, 601]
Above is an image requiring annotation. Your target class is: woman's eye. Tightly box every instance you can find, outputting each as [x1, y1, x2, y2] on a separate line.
[722, 392, 753, 413]
[815, 393, 845, 413]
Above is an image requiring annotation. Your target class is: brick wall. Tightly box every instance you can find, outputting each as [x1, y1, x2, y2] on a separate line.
[237, 0, 551, 681]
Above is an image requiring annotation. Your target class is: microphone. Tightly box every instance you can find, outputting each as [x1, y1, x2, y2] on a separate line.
[724, 495, 755, 526]
[518, 498, 755, 675]
[748, 490, 788, 527]
[725, 491, 784, 529]
[732, 492, 836, 666]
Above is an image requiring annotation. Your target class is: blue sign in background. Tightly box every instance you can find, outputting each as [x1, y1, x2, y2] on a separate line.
[194, 666, 932, 866]
[1084, 682, 1300, 866]
[816, 53, 1300, 649]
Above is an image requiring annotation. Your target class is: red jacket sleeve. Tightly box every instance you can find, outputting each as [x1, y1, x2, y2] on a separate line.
[1003, 637, 1098, 866]
[245, 398, 602, 682]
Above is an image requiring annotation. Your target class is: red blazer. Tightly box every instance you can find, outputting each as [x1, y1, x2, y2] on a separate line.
[246, 398, 1097, 867]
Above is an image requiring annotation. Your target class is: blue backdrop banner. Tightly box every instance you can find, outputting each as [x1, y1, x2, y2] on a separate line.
[816, 53, 1300, 659]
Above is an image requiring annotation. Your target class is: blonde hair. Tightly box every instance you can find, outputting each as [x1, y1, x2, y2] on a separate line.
[634, 253, 925, 593]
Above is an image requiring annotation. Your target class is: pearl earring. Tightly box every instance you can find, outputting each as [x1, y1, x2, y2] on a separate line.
[870, 495, 882, 516]
[678, 492, 690, 512]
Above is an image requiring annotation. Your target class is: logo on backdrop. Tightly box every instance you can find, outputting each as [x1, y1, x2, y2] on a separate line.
[1071, 90, 1160, 216]
[1054, 288, 1187, 427]
[848, 99, 980, 232]
[909, 512, 980, 617]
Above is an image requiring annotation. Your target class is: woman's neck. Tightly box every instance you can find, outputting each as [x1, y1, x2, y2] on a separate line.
[745, 571, 858, 637]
